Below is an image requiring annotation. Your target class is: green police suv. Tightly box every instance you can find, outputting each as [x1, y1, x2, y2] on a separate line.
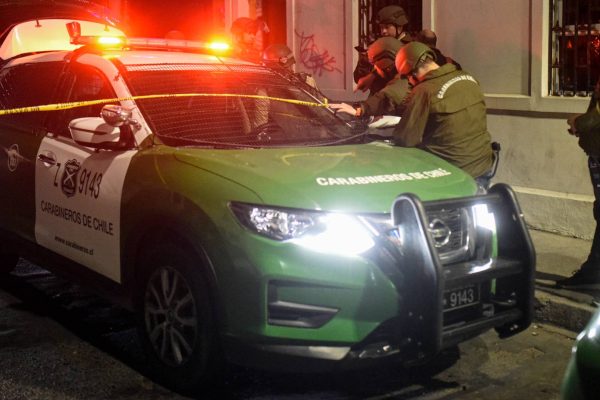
[0, 18, 535, 393]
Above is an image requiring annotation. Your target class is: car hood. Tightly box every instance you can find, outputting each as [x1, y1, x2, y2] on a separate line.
[174, 142, 477, 213]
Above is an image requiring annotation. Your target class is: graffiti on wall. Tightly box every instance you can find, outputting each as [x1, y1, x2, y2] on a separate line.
[294, 30, 342, 77]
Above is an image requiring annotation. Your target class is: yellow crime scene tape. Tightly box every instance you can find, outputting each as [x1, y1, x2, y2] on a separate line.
[0, 93, 329, 116]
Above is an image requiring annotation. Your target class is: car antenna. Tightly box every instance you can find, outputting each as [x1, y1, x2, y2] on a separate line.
[103, 0, 110, 31]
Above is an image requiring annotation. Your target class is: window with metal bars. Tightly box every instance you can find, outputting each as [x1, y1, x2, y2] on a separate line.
[550, 0, 600, 97]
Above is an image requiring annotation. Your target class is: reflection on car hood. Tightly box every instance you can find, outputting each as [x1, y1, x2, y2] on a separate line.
[174, 142, 477, 213]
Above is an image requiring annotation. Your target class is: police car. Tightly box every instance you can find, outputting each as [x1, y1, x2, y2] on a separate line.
[0, 18, 535, 394]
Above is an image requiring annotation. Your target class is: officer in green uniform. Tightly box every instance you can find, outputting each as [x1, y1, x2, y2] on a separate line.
[354, 5, 412, 95]
[262, 43, 326, 102]
[230, 17, 261, 63]
[393, 41, 493, 181]
[557, 79, 600, 288]
[331, 37, 409, 118]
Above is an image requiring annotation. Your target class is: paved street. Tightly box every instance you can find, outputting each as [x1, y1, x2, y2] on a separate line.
[0, 261, 575, 400]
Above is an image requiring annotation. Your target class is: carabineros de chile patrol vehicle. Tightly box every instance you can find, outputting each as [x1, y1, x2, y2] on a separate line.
[0, 18, 535, 394]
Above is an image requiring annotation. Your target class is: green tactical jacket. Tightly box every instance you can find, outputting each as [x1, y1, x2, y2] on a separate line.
[575, 93, 600, 157]
[360, 74, 410, 117]
[393, 63, 493, 178]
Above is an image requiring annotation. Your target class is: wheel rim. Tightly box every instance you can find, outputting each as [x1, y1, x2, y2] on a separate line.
[144, 266, 198, 367]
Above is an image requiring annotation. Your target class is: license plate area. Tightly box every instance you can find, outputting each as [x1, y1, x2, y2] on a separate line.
[443, 285, 479, 312]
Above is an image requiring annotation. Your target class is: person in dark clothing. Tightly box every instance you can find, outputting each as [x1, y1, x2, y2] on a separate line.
[262, 43, 326, 102]
[331, 37, 409, 118]
[230, 17, 261, 63]
[556, 79, 600, 288]
[415, 29, 462, 70]
[393, 42, 493, 182]
[353, 5, 412, 95]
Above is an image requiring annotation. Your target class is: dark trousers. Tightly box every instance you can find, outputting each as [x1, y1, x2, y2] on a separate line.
[587, 156, 600, 265]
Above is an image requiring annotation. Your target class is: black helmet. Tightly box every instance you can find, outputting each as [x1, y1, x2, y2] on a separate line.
[367, 37, 402, 70]
[377, 5, 408, 27]
[262, 43, 295, 68]
[395, 41, 436, 76]
[416, 29, 437, 47]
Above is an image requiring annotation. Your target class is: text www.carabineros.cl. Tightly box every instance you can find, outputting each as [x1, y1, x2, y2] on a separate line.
[54, 235, 94, 256]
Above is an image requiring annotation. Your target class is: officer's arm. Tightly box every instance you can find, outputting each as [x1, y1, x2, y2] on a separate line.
[354, 53, 374, 84]
[360, 78, 409, 117]
[393, 92, 429, 147]
[359, 89, 388, 117]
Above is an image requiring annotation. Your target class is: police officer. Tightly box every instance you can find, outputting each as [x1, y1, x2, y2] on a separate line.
[230, 17, 261, 62]
[331, 37, 409, 118]
[262, 43, 296, 69]
[393, 42, 493, 181]
[354, 5, 412, 95]
[415, 29, 462, 70]
[557, 79, 600, 288]
[262, 43, 322, 99]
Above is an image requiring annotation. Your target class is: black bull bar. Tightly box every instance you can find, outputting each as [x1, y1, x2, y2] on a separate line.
[385, 183, 536, 362]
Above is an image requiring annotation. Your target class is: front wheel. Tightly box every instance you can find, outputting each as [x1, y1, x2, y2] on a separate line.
[136, 241, 220, 394]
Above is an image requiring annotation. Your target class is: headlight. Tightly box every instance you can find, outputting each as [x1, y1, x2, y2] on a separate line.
[229, 202, 375, 255]
[472, 203, 496, 233]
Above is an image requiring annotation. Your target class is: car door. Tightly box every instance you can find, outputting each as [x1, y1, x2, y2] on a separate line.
[0, 61, 63, 242]
[35, 62, 137, 283]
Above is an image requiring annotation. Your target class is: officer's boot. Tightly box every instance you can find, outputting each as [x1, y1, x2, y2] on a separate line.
[582, 223, 600, 271]
[557, 223, 600, 288]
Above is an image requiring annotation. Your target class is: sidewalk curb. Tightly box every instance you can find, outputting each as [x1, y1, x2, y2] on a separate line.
[534, 288, 597, 333]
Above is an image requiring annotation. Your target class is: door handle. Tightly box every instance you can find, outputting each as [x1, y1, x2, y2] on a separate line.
[37, 152, 57, 167]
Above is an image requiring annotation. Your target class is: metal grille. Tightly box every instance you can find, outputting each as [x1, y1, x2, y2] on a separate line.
[122, 63, 351, 148]
[366, 208, 472, 265]
[550, 0, 600, 96]
[425, 208, 471, 264]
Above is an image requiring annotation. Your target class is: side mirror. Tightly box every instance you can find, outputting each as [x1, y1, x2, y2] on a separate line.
[69, 117, 122, 149]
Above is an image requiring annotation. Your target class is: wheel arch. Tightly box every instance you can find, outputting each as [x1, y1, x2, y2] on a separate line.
[120, 188, 225, 322]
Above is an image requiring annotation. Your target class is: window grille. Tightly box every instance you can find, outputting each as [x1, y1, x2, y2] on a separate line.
[122, 64, 352, 148]
[550, 0, 600, 97]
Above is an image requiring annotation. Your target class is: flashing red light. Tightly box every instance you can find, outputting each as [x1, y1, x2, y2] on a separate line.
[98, 36, 125, 46]
[70, 35, 126, 47]
[207, 41, 230, 51]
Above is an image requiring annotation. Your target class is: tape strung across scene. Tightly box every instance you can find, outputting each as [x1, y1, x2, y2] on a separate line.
[0, 93, 329, 116]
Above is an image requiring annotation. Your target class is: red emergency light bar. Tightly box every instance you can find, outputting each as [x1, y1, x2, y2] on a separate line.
[126, 37, 231, 53]
[66, 21, 231, 55]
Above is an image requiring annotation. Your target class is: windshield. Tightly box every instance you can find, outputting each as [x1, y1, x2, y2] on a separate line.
[123, 63, 356, 148]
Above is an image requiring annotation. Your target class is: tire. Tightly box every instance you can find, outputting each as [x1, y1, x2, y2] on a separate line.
[136, 240, 220, 394]
[0, 253, 18, 275]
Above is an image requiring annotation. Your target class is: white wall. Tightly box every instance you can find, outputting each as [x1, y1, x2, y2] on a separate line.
[286, 0, 359, 100]
[430, 0, 531, 95]
[422, 0, 596, 239]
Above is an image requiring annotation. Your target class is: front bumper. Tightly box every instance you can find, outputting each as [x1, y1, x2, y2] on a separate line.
[224, 184, 535, 371]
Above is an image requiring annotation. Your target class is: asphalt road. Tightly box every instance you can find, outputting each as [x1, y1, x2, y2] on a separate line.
[0, 260, 576, 400]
